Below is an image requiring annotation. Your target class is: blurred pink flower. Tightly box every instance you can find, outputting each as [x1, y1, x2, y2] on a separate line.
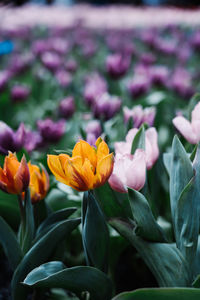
[108, 150, 146, 193]
[173, 102, 200, 144]
[115, 127, 159, 169]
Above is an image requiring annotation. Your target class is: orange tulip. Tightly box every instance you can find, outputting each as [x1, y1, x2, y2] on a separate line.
[0, 152, 29, 194]
[47, 137, 113, 191]
[28, 162, 49, 204]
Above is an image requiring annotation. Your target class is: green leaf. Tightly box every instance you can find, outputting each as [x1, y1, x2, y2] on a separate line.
[112, 288, 200, 300]
[0, 191, 20, 230]
[22, 189, 35, 254]
[23, 262, 113, 300]
[169, 136, 193, 233]
[128, 189, 167, 242]
[0, 216, 22, 270]
[131, 126, 145, 155]
[94, 182, 131, 219]
[36, 207, 77, 239]
[175, 144, 200, 271]
[82, 191, 109, 273]
[109, 218, 191, 287]
[11, 218, 81, 300]
[53, 149, 73, 155]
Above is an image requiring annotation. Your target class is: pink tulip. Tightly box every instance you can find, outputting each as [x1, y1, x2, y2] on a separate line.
[108, 150, 146, 193]
[115, 127, 159, 169]
[173, 102, 200, 144]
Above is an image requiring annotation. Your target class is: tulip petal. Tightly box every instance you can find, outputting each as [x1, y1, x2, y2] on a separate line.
[47, 154, 68, 184]
[96, 140, 109, 163]
[145, 127, 159, 169]
[191, 102, 200, 122]
[64, 157, 88, 191]
[108, 173, 127, 193]
[14, 155, 30, 194]
[72, 140, 97, 170]
[95, 153, 113, 188]
[125, 149, 146, 191]
[173, 116, 198, 144]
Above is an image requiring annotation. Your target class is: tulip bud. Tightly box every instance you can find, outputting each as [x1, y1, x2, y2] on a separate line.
[37, 118, 66, 144]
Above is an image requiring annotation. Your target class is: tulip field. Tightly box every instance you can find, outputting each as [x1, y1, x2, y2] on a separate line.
[2, 5, 200, 300]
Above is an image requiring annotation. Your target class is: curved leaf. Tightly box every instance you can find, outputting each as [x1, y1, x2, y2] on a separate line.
[11, 218, 81, 300]
[23, 262, 113, 300]
[0, 216, 22, 270]
[112, 288, 200, 300]
[128, 189, 167, 242]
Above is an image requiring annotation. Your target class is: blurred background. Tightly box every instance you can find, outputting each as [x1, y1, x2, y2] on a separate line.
[3, 0, 200, 7]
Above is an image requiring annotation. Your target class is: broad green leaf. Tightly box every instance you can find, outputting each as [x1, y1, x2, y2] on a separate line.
[11, 218, 81, 300]
[175, 144, 200, 271]
[0, 191, 20, 230]
[112, 288, 200, 300]
[131, 126, 145, 155]
[94, 182, 131, 219]
[23, 263, 113, 300]
[36, 207, 77, 239]
[0, 216, 22, 270]
[163, 153, 171, 176]
[109, 218, 191, 287]
[128, 189, 167, 242]
[82, 191, 109, 273]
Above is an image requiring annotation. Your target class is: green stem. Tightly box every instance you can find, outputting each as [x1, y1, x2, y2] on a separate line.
[17, 194, 25, 233]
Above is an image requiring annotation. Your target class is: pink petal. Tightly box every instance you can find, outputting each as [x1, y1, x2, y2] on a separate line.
[125, 149, 146, 191]
[108, 173, 127, 193]
[173, 116, 198, 144]
[145, 127, 159, 169]
[191, 102, 200, 122]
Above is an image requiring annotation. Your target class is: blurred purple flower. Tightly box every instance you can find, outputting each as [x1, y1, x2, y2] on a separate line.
[41, 52, 62, 72]
[58, 96, 75, 119]
[170, 67, 195, 98]
[150, 65, 169, 86]
[37, 118, 66, 143]
[123, 105, 156, 128]
[11, 85, 30, 103]
[65, 59, 77, 73]
[128, 75, 151, 99]
[24, 129, 42, 153]
[0, 122, 25, 155]
[140, 53, 156, 65]
[55, 70, 72, 88]
[106, 53, 130, 79]
[93, 93, 121, 120]
[86, 133, 97, 146]
[0, 71, 11, 92]
[84, 73, 107, 106]
[85, 120, 102, 137]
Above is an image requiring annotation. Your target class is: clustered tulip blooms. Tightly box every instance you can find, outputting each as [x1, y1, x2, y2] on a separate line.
[47, 138, 113, 191]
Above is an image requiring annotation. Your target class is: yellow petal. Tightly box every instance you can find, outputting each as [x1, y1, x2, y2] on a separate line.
[58, 154, 70, 169]
[72, 140, 97, 170]
[47, 154, 68, 185]
[96, 140, 110, 163]
[94, 153, 114, 188]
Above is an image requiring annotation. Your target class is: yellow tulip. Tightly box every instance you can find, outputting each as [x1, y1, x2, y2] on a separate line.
[0, 152, 29, 194]
[47, 138, 113, 191]
[28, 162, 49, 204]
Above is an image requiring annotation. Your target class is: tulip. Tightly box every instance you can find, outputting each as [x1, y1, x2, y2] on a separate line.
[170, 67, 194, 99]
[149, 65, 169, 86]
[92, 93, 121, 121]
[85, 120, 102, 138]
[41, 52, 62, 72]
[28, 163, 49, 204]
[106, 53, 130, 79]
[24, 129, 42, 153]
[37, 119, 66, 144]
[173, 102, 200, 144]
[0, 71, 11, 92]
[47, 138, 113, 192]
[128, 75, 151, 99]
[115, 127, 159, 170]
[123, 105, 156, 128]
[58, 97, 75, 119]
[0, 122, 25, 155]
[55, 70, 72, 88]
[11, 85, 30, 103]
[84, 73, 107, 106]
[0, 152, 29, 194]
[108, 150, 146, 193]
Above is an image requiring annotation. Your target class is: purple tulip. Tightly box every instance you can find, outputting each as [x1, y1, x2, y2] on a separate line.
[106, 53, 130, 79]
[37, 119, 66, 143]
[170, 67, 194, 99]
[92, 93, 121, 120]
[41, 52, 62, 72]
[128, 75, 151, 99]
[11, 85, 30, 103]
[123, 105, 156, 128]
[0, 122, 25, 155]
[84, 73, 107, 106]
[55, 70, 72, 88]
[65, 59, 77, 73]
[140, 53, 156, 65]
[150, 65, 169, 86]
[85, 120, 102, 137]
[23, 129, 42, 153]
[58, 97, 75, 119]
[86, 133, 97, 146]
